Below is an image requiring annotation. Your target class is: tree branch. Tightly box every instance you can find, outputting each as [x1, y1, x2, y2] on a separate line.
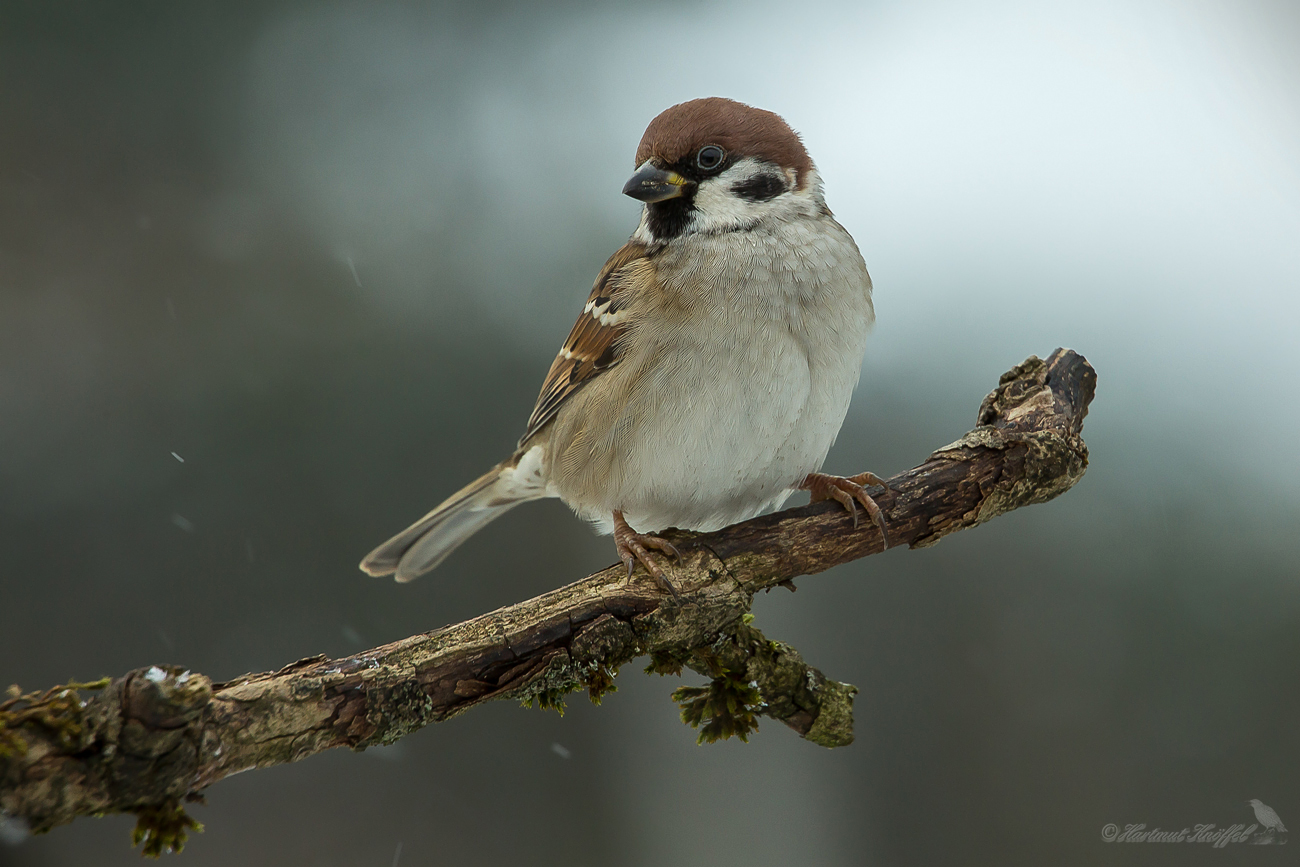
[1, 348, 1095, 852]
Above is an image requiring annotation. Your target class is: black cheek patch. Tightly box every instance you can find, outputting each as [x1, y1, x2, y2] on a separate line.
[730, 174, 786, 202]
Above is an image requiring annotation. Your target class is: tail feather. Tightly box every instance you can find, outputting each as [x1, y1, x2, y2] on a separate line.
[360, 459, 533, 582]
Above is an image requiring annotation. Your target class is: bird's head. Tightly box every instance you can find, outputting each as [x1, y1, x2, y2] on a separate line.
[623, 97, 825, 241]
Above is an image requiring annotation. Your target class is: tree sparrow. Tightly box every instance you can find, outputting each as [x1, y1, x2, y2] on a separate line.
[361, 97, 889, 589]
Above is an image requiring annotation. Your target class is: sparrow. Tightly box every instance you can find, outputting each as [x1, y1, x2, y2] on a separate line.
[360, 97, 889, 589]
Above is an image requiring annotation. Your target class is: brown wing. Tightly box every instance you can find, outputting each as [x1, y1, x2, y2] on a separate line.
[519, 241, 651, 446]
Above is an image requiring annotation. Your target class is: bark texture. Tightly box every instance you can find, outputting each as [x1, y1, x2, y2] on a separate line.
[1, 348, 1095, 848]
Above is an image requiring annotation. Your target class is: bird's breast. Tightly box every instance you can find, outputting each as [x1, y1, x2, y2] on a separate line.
[548, 215, 873, 534]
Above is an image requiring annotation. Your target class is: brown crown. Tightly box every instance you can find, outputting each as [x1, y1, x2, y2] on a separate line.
[634, 97, 813, 182]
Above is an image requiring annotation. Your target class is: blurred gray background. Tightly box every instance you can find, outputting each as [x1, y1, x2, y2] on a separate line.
[2, 0, 1299, 864]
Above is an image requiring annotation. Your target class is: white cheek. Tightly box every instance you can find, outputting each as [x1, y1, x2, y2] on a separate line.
[687, 158, 826, 235]
[690, 185, 767, 231]
[688, 158, 780, 233]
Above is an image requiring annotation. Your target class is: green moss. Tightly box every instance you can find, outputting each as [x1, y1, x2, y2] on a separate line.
[671, 667, 763, 744]
[131, 801, 204, 858]
[0, 678, 110, 758]
[584, 664, 618, 706]
[643, 649, 689, 677]
[0, 727, 25, 758]
[361, 681, 436, 747]
[520, 687, 570, 715]
[804, 680, 858, 748]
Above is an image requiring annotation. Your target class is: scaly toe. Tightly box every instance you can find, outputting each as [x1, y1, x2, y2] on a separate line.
[854, 491, 889, 548]
[848, 471, 897, 507]
[626, 540, 679, 595]
[837, 488, 857, 530]
[643, 536, 683, 562]
[846, 486, 889, 549]
[828, 487, 859, 527]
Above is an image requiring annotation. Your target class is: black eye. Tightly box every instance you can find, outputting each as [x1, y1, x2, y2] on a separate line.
[695, 145, 724, 171]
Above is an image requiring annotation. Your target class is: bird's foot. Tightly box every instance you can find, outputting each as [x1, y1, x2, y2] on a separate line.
[613, 510, 681, 596]
[800, 471, 893, 547]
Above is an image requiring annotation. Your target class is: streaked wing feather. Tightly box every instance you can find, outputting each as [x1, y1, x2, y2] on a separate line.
[520, 241, 651, 444]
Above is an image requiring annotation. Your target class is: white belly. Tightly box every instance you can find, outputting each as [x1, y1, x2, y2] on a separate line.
[610, 325, 852, 532]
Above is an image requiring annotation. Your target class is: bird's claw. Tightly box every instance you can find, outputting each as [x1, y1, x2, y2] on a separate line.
[613, 511, 681, 596]
[800, 471, 892, 548]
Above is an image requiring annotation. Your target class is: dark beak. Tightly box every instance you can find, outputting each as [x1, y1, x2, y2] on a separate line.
[622, 161, 689, 203]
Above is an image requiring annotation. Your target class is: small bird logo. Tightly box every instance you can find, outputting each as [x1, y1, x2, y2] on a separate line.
[1248, 799, 1287, 833]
